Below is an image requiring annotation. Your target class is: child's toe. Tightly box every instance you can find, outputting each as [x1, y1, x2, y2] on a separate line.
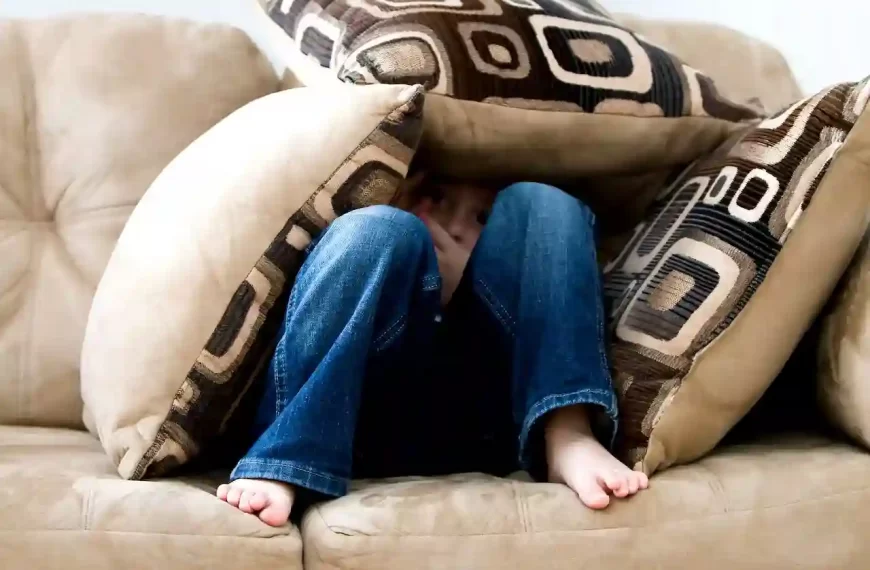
[258, 495, 293, 527]
[604, 472, 629, 497]
[226, 485, 243, 507]
[574, 477, 611, 510]
[248, 491, 267, 511]
[627, 474, 640, 495]
[258, 504, 289, 527]
[239, 490, 255, 513]
[601, 472, 623, 494]
[637, 471, 650, 489]
[612, 480, 630, 498]
[216, 484, 229, 501]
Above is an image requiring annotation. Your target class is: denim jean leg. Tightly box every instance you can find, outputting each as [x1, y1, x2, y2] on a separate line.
[465, 182, 618, 474]
[231, 205, 441, 496]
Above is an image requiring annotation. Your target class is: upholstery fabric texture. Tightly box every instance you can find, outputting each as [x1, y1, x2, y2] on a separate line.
[604, 78, 870, 473]
[260, 0, 758, 179]
[301, 435, 870, 570]
[616, 15, 803, 113]
[4, 8, 869, 570]
[81, 83, 424, 479]
[0, 426, 302, 570]
[0, 14, 280, 429]
[819, 230, 870, 446]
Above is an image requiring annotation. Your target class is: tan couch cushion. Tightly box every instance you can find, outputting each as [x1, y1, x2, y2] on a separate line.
[258, 0, 757, 181]
[617, 15, 803, 113]
[81, 83, 424, 479]
[0, 14, 279, 429]
[604, 78, 870, 473]
[301, 436, 870, 570]
[819, 231, 870, 445]
[0, 426, 301, 569]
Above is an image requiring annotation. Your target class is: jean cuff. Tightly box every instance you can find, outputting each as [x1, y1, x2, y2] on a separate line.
[518, 388, 619, 473]
[231, 457, 348, 497]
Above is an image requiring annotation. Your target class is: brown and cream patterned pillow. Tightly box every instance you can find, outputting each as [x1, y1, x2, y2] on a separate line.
[604, 78, 870, 474]
[82, 83, 424, 479]
[262, 0, 758, 179]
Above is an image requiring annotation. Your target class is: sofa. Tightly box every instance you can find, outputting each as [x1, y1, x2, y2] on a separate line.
[1, 5, 868, 570]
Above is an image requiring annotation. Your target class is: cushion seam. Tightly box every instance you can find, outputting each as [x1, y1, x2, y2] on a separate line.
[18, 17, 42, 425]
[304, 510, 339, 570]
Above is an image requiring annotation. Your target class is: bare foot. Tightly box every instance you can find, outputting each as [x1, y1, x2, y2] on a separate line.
[216, 479, 295, 527]
[545, 406, 649, 509]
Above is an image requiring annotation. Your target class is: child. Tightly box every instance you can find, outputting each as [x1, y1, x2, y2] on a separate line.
[217, 176, 648, 526]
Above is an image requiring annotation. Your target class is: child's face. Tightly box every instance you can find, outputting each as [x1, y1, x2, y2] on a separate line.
[412, 180, 497, 250]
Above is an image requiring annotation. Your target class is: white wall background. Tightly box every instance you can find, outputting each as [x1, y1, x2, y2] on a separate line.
[0, 0, 865, 94]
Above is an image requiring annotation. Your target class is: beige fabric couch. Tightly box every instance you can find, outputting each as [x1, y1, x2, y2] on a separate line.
[0, 13, 302, 570]
[0, 8, 865, 570]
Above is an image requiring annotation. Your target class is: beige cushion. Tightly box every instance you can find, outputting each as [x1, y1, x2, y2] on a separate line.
[301, 436, 870, 570]
[604, 79, 870, 473]
[0, 14, 279, 429]
[81, 83, 424, 479]
[819, 231, 870, 445]
[617, 15, 804, 113]
[257, 0, 757, 181]
[0, 426, 301, 570]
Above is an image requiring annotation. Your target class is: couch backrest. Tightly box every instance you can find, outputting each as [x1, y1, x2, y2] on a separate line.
[618, 15, 804, 113]
[0, 14, 279, 429]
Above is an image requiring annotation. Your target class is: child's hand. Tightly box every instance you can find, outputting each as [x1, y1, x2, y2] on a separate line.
[421, 215, 471, 306]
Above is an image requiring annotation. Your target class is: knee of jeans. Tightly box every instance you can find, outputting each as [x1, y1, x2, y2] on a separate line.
[328, 205, 430, 259]
[497, 182, 595, 226]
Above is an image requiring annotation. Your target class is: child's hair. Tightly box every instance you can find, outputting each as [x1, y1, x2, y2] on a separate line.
[393, 159, 503, 211]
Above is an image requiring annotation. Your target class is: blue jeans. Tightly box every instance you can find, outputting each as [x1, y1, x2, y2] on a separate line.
[230, 182, 618, 497]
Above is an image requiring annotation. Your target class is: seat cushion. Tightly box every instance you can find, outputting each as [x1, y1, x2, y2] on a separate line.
[0, 13, 279, 429]
[0, 426, 301, 569]
[301, 435, 870, 570]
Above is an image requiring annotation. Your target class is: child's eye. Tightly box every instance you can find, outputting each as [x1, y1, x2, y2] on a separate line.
[476, 210, 490, 225]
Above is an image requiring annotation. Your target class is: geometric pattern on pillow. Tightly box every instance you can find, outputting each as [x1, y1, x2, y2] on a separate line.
[266, 0, 757, 121]
[603, 77, 870, 469]
[133, 89, 425, 479]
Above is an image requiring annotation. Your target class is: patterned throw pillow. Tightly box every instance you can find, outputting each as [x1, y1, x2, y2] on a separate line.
[262, 0, 758, 179]
[604, 78, 870, 474]
[82, 84, 424, 479]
